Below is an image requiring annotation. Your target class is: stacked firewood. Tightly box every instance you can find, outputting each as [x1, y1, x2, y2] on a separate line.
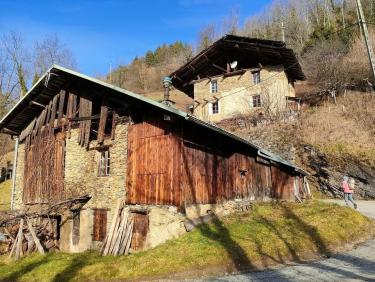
[4, 218, 58, 259]
[0, 195, 91, 258]
[101, 200, 134, 256]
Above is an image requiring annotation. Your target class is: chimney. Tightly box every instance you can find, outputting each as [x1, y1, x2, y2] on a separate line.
[162, 76, 172, 106]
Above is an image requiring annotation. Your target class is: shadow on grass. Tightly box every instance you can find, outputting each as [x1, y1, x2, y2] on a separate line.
[51, 254, 92, 282]
[192, 202, 333, 272]
[2, 255, 51, 282]
[1, 253, 94, 282]
[195, 215, 255, 271]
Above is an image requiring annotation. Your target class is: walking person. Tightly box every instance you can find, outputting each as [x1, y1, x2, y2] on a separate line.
[342, 176, 358, 209]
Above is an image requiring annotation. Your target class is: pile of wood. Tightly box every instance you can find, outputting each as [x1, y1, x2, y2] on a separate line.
[0, 195, 91, 258]
[4, 218, 56, 259]
[101, 200, 134, 256]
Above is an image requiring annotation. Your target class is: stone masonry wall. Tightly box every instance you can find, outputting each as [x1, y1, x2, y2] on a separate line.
[193, 66, 295, 123]
[61, 123, 128, 252]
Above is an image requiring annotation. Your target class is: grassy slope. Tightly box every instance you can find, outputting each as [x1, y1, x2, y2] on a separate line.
[0, 180, 11, 211]
[0, 201, 374, 282]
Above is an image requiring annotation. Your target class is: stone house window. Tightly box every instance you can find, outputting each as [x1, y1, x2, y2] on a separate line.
[253, 71, 261, 85]
[98, 149, 110, 177]
[93, 209, 107, 241]
[72, 210, 80, 246]
[209, 101, 220, 115]
[252, 94, 262, 108]
[210, 80, 218, 93]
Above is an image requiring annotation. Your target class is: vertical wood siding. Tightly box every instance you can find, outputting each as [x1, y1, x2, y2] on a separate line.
[127, 113, 181, 206]
[23, 131, 65, 204]
[127, 113, 297, 209]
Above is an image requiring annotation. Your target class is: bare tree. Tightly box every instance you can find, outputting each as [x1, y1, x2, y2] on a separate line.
[2, 31, 29, 97]
[33, 34, 76, 84]
[197, 24, 217, 52]
[222, 8, 240, 35]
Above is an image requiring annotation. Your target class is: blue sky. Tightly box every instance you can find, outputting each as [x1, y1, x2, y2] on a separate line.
[0, 0, 271, 76]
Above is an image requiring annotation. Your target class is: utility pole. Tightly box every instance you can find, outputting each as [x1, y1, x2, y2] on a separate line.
[281, 21, 285, 43]
[356, 0, 375, 85]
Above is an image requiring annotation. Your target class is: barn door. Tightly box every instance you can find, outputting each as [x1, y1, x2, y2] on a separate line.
[127, 114, 174, 205]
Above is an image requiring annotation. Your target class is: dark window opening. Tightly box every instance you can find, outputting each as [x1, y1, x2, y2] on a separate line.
[211, 101, 219, 114]
[72, 210, 80, 246]
[252, 95, 262, 108]
[211, 80, 218, 93]
[253, 71, 261, 85]
[98, 149, 110, 176]
[93, 209, 107, 241]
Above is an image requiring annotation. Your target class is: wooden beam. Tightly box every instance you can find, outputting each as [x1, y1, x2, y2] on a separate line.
[15, 219, 24, 260]
[97, 100, 108, 144]
[26, 219, 45, 254]
[57, 90, 66, 126]
[69, 114, 101, 122]
[30, 101, 46, 108]
[212, 63, 227, 73]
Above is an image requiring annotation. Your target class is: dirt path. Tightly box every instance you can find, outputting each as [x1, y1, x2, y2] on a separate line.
[190, 201, 375, 282]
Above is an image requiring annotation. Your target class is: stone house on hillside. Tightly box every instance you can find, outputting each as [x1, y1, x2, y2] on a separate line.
[0, 65, 308, 254]
[170, 35, 306, 123]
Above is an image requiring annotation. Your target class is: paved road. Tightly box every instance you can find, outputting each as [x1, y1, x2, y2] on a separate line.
[324, 200, 375, 220]
[193, 201, 375, 282]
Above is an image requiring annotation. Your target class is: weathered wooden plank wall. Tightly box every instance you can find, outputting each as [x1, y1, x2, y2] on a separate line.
[23, 131, 65, 204]
[126, 113, 295, 209]
[127, 113, 180, 206]
[21, 89, 111, 205]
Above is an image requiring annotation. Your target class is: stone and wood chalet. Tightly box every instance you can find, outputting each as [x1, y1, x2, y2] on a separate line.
[170, 35, 306, 123]
[0, 64, 308, 254]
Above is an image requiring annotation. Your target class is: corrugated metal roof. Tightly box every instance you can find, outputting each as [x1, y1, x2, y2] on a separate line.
[0, 65, 307, 175]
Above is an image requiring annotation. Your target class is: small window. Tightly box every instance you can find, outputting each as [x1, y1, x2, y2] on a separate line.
[98, 149, 110, 177]
[210, 101, 219, 115]
[210, 80, 218, 93]
[93, 209, 107, 241]
[72, 210, 80, 246]
[253, 71, 261, 85]
[252, 95, 262, 108]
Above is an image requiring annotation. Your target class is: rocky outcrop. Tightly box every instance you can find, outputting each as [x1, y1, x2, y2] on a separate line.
[301, 145, 375, 199]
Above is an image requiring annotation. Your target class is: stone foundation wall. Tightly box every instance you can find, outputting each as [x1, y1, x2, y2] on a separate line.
[145, 206, 186, 249]
[193, 66, 295, 123]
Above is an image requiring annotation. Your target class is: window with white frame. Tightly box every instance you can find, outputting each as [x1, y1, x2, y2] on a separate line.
[252, 94, 262, 108]
[210, 80, 218, 93]
[209, 101, 220, 115]
[98, 149, 110, 176]
[252, 71, 261, 85]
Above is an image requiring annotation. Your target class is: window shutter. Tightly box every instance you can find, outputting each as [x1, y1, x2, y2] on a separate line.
[208, 103, 213, 115]
[93, 209, 107, 241]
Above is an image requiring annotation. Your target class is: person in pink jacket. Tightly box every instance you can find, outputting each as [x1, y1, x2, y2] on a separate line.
[342, 176, 357, 209]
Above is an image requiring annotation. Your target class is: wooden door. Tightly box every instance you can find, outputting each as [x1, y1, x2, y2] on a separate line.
[131, 213, 148, 251]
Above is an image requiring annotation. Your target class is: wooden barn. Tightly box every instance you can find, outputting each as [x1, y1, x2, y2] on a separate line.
[0, 65, 308, 253]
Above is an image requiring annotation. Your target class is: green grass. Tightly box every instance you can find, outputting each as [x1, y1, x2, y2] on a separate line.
[0, 180, 11, 211]
[0, 201, 373, 282]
